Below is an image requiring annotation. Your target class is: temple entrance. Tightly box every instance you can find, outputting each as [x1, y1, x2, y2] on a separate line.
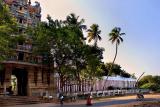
[12, 68, 28, 96]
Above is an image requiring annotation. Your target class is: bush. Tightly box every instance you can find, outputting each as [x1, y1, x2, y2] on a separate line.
[140, 83, 160, 91]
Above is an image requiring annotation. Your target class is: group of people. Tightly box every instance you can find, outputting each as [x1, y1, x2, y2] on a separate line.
[58, 92, 93, 106]
[58, 91, 144, 106]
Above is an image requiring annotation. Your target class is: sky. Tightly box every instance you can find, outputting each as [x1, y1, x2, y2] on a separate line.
[32, 0, 160, 77]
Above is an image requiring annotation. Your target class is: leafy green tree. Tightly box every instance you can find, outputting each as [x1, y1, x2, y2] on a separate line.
[102, 63, 131, 77]
[30, 15, 83, 91]
[0, 0, 17, 60]
[85, 57, 103, 91]
[120, 70, 131, 78]
[64, 13, 91, 91]
[29, 15, 68, 87]
[138, 75, 160, 91]
[140, 83, 159, 91]
[87, 24, 102, 46]
[105, 63, 122, 76]
[138, 75, 153, 87]
[153, 76, 160, 85]
[81, 45, 104, 91]
[30, 14, 105, 93]
[70, 44, 87, 91]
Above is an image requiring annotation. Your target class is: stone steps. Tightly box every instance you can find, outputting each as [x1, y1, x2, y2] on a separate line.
[0, 96, 42, 106]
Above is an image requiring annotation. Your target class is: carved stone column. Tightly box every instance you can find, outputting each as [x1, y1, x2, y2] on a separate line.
[5, 64, 12, 88]
[27, 66, 33, 96]
[37, 67, 42, 86]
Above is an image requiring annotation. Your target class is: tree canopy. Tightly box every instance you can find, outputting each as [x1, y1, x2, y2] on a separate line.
[138, 75, 160, 91]
[87, 24, 102, 46]
[29, 14, 104, 92]
[102, 63, 131, 78]
[0, 0, 17, 60]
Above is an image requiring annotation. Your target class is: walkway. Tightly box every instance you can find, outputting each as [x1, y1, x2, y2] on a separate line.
[9, 94, 160, 107]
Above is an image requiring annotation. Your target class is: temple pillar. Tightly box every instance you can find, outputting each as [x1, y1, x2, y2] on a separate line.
[49, 72, 55, 97]
[27, 66, 33, 96]
[37, 68, 42, 86]
[4, 64, 12, 88]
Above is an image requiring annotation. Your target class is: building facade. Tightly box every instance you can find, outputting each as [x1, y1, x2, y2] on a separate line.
[0, 0, 55, 96]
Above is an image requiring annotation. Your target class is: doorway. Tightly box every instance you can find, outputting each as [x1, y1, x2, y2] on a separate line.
[12, 68, 28, 96]
[11, 75, 17, 95]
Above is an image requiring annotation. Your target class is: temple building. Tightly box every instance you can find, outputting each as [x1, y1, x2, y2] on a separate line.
[0, 0, 55, 96]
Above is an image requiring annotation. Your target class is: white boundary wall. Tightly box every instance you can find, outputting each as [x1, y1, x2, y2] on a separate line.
[54, 75, 136, 93]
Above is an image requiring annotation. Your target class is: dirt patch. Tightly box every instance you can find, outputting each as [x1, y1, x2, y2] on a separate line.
[107, 101, 160, 107]
[133, 101, 160, 107]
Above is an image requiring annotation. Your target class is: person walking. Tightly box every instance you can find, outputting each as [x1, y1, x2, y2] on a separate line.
[60, 94, 64, 105]
[86, 94, 92, 106]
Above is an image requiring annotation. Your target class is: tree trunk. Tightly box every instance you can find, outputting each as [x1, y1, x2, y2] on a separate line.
[102, 42, 118, 91]
[60, 75, 64, 92]
[112, 42, 118, 64]
[82, 79, 84, 92]
[78, 80, 81, 92]
[90, 79, 94, 92]
[94, 37, 98, 47]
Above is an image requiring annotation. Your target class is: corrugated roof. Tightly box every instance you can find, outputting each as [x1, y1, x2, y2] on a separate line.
[103, 76, 136, 81]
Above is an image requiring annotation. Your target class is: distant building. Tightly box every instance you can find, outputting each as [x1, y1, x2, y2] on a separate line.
[0, 0, 55, 97]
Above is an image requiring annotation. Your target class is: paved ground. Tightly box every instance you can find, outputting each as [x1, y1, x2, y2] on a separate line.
[9, 94, 160, 107]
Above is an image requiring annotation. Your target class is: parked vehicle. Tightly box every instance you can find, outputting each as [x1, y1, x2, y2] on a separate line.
[136, 93, 144, 101]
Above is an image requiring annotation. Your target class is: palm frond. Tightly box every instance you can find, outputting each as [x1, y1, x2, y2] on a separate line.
[88, 37, 93, 43]
[80, 25, 87, 30]
[119, 36, 123, 42]
[87, 29, 93, 32]
[98, 35, 102, 40]
[120, 33, 125, 36]
[117, 39, 120, 45]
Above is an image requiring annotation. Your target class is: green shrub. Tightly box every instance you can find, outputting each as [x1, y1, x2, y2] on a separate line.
[140, 83, 160, 91]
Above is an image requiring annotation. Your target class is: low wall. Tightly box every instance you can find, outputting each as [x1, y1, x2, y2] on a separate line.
[60, 89, 150, 99]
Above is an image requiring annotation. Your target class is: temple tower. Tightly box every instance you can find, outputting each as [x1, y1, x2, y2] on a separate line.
[0, 0, 55, 97]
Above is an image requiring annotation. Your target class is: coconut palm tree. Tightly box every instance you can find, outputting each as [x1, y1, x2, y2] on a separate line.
[87, 24, 102, 46]
[109, 27, 125, 64]
[64, 13, 87, 41]
[65, 13, 87, 31]
[102, 27, 125, 91]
